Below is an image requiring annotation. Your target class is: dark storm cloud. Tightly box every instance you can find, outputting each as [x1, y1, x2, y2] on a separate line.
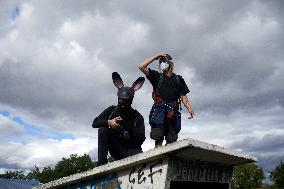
[104, 0, 284, 116]
[0, 0, 151, 133]
[1, 0, 281, 119]
[231, 134, 284, 154]
[231, 134, 284, 171]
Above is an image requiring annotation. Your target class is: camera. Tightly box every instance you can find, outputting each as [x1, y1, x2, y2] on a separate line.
[113, 116, 130, 140]
[116, 118, 124, 125]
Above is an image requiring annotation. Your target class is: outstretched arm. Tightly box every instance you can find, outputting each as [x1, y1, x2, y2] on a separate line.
[181, 95, 194, 119]
[138, 53, 167, 75]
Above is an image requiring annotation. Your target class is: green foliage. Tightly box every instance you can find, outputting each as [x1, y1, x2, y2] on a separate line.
[0, 154, 96, 183]
[28, 154, 97, 183]
[27, 166, 55, 183]
[270, 161, 284, 189]
[0, 170, 26, 179]
[232, 163, 265, 189]
[54, 154, 96, 179]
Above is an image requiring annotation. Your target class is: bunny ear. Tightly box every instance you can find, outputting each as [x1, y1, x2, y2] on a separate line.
[132, 77, 145, 91]
[112, 72, 124, 89]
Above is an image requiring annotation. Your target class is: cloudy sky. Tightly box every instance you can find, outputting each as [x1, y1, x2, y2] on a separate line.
[0, 0, 283, 173]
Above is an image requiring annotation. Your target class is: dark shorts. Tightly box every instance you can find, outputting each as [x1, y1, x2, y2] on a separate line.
[150, 118, 178, 142]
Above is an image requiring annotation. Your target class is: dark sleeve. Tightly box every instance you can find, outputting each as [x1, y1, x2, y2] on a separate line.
[146, 68, 160, 90]
[131, 113, 145, 146]
[179, 76, 190, 95]
[92, 106, 116, 128]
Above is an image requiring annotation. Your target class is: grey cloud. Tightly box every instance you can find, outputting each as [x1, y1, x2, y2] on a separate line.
[231, 134, 284, 153]
[258, 155, 284, 172]
[230, 134, 284, 171]
[0, 115, 24, 139]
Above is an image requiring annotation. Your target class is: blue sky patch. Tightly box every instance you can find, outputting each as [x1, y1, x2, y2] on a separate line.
[13, 116, 43, 136]
[11, 115, 75, 140]
[49, 132, 75, 140]
[1, 110, 75, 141]
[0, 111, 10, 117]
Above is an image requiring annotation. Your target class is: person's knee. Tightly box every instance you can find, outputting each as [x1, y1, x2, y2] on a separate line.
[150, 127, 164, 141]
[166, 133, 178, 143]
[165, 122, 178, 143]
[98, 127, 109, 133]
[98, 126, 110, 137]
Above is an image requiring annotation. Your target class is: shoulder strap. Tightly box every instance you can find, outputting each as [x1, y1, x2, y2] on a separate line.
[156, 73, 164, 96]
[155, 73, 181, 107]
[173, 73, 180, 88]
[173, 73, 183, 110]
[108, 106, 118, 120]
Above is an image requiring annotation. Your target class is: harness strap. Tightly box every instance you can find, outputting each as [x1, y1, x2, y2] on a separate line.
[108, 106, 118, 120]
[156, 73, 164, 97]
[153, 73, 182, 110]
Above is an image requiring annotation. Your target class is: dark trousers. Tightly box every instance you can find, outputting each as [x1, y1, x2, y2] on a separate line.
[98, 126, 142, 165]
[150, 116, 178, 144]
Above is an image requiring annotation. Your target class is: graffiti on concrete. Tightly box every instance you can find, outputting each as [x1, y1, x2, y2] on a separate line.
[170, 160, 233, 183]
[67, 159, 165, 189]
[79, 173, 121, 189]
[148, 159, 164, 184]
[128, 159, 164, 185]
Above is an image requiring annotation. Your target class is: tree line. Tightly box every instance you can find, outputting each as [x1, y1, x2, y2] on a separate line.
[0, 154, 98, 183]
[0, 154, 283, 188]
[231, 161, 284, 189]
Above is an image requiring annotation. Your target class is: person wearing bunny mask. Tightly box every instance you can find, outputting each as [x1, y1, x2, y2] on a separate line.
[139, 53, 194, 148]
[92, 72, 146, 165]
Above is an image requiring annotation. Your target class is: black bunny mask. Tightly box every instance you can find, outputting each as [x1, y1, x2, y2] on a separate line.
[112, 72, 145, 108]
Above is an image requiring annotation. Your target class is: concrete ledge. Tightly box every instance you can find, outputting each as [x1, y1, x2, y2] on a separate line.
[34, 138, 256, 189]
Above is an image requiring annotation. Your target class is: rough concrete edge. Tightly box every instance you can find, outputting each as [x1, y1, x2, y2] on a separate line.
[184, 138, 257, 162]
[33, 138, 256, 189]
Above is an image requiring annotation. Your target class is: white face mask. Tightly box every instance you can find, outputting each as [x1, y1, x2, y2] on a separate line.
[160, 62, 169, 71]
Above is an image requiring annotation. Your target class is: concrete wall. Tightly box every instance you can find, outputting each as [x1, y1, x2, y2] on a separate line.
[165, 158, 233, 189]
[55, 157, 234, 189]
[34, 138, 256, 189]
[55, 158, 168, 189]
